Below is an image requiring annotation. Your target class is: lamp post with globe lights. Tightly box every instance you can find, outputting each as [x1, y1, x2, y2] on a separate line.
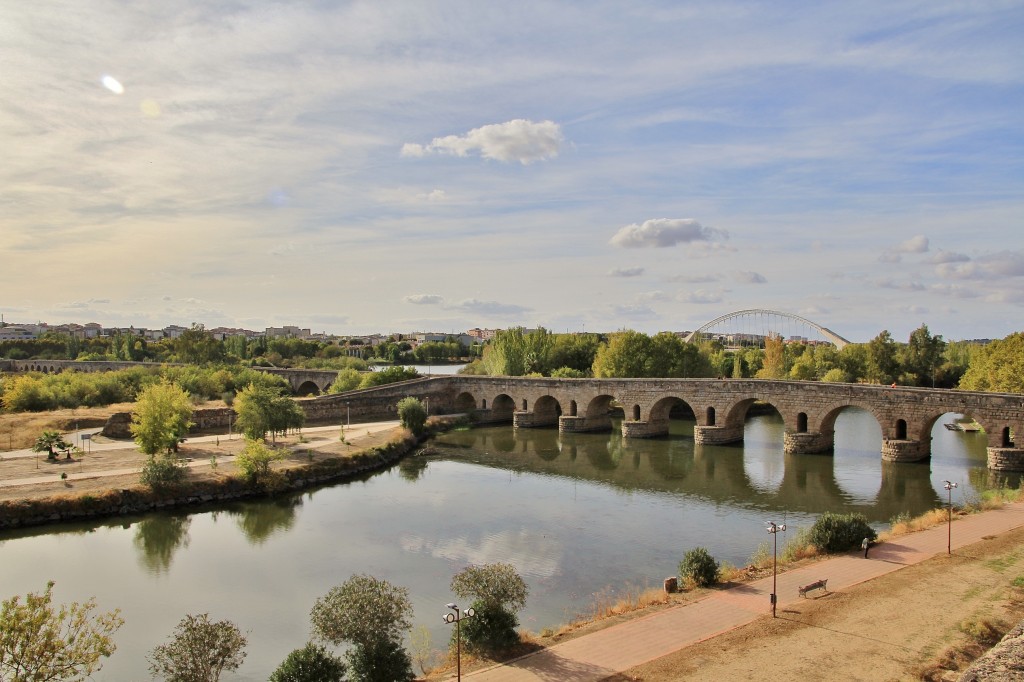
[442, 602, 475, 681]
[943, 480, 958, 554]
[767, 521, 786, 617]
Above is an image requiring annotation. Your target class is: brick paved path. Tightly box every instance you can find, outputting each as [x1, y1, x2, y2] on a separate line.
[461, 503, 1024, 681]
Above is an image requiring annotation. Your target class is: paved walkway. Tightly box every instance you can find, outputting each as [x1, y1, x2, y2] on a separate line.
[461, 502, 1024, 681]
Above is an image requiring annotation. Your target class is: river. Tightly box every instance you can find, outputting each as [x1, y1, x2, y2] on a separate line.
[0, 408, 1008, 680]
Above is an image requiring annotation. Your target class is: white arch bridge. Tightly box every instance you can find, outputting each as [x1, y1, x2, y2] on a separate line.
[684, 309, 851, 348]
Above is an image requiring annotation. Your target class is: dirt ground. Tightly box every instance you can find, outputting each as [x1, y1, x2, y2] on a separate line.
[616, 527, 1024, 682]
[0, 410, 402, 502]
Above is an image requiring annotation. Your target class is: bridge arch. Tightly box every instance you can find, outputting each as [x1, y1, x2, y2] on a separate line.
[685, 309, 851, 349]
[296, 380, 321, 396]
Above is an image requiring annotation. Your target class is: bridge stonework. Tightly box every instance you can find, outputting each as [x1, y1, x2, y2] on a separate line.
[6, 361, 1024, 471]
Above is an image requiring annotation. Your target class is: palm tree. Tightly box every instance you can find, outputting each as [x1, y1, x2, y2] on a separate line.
[32, 430, 72, 460]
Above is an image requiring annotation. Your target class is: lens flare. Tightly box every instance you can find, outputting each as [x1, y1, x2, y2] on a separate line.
[101, 75, 124, 94]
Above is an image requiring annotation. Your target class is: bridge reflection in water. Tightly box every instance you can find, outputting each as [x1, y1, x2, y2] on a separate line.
[432, 408, 1009, 525]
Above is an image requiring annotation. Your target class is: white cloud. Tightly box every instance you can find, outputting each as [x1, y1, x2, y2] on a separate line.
[734, 271, 767, 284]
[451, 299, 532, 316]
[928, 249, 970, 264]
[402, 119, 563, 164]
[895, 234, 930, 254]
[679, 289, 727, 304]
[609, 219, 727, 249]
[608, 266, 645, 277]
[404, 294, 445, 305]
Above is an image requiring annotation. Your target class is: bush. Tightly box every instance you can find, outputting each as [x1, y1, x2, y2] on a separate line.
[679, 547, 719, 588]
[808, 512, 877, 554]
[456, 600, 519, 654]
[270, 643, 346, 682]
[140, 454, 186, 489]
[396, 397, 427, 436]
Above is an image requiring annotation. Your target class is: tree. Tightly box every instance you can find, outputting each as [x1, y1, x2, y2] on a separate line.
[234, 383, 305, 442]
[32, 430, 72, 461]
[269, 643, 345, 682]
[172, 324, 224, 365]
[866, 330, 900, 384]
[310, 575, 413, 682]
[756, 335, 788, 379]
[148, 613, 247, 682]
[958, 332, 1024, 393]
[548, 333, 600, 375]
[359, 366, 420, 389]
[234, 438, 286, 489]
[592, 330, 653, 378]
[396, 397, 427, 436]
[679, 547, 719, 588]
[0, 581, 123, 681]
[327, 368, 362, 394]
[131, 380, 194, 455]
[450, 563, 528, 654]
[482, 327, 553, 376]
[901, 324, 946, 387]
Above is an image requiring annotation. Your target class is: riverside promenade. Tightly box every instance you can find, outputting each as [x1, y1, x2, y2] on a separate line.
[461, 502, 1024, 681]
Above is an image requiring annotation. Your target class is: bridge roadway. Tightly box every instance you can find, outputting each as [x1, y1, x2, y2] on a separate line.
[5, 361, 1023, 471]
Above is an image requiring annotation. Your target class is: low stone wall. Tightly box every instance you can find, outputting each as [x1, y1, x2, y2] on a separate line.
[958, 618, 1024, 681]
[988, 448, 1024, 472]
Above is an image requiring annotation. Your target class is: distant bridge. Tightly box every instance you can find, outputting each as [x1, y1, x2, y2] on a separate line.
[685, 309, 851, 348]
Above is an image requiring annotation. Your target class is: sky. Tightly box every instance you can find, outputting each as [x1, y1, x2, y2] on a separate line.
[2, 1, 1022, 343]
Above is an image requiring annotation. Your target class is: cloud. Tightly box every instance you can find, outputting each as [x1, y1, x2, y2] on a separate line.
[928, 249, 970, 264]
[451, 299, 532, 316]
[895, 234, 929, 254]
[734, 271, 767, 284]
[404, 294, 445, 305]
[679, 289, 727, 304]
[609, 219, 727, 249]
[936, 251, 1024, 280]
[610, 304, 657, 319]
[667, 273, 722, 284]
[415, 189, 447, 202]
[401, 119, 563, 164]
[608, 266, 645, 277]
[874, 278, 926, 291]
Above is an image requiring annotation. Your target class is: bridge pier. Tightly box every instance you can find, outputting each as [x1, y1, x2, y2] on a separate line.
[473, 408, 514, 425]
[621, 419, 669, 438]
[784, 429, 834, 455]
[693, 424, 744, 445]
[514, 410, 559, 429]
[559, 415, 613, 433]
[881, 438, 931, 463]
[987, 448, 1024, 472]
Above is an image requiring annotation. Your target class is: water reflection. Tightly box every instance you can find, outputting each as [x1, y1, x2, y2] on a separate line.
[434, 413, 951, 524]
[222, 498, 301, 545]
[132, 514, 191, 574]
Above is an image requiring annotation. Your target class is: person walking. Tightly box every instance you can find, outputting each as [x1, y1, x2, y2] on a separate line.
[862, 537, 870, 558]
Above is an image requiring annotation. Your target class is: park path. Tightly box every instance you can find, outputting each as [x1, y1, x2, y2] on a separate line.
[0, 421, 400, 487]
[459, 502, 1024, 681]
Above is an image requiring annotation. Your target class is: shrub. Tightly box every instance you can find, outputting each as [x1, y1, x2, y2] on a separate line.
[140, 454, 186, 489]
[235, 438, 285, 489]
[679, 547, 719, 588]
[269, 642, 346, 682]
[456, 599, 519, 654]
[396, 397, 427, 436]
[808, 512, 877, 554]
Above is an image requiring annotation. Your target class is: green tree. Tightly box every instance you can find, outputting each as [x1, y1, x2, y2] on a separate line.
[269, 643, 345, 682]
[0, 581, 123, 681]
[32, 430, 73, 461]
[172, 324, 225, 365]
[958, 332, 1024, 393]
[866, 330, 900, 384]
[756, 335, 788, 379]
[482, 327, 553, 376]
[359, 366, 419, 388]
[327, 368, 362, 393]
[310, 575, 414, 682]
[234, 438, 286, 489]
[900, 324, 946, 387]
[592, 330, 653, 378]
[131, 380, 194, 455]
[449, 563, 528, 654]
[234, 384, 304, 442]
[147, 613, 247, 682]
[396, 397, 427, 436]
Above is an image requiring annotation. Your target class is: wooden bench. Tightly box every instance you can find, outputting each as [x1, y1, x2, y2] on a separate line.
[798, 579, 828, 598]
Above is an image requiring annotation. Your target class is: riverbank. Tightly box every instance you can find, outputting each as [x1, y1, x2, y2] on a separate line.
[0, 416, 461, 529]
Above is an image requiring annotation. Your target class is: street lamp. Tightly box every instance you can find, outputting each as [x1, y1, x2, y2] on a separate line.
[943, 480, 958, 555]
[767, 521, 786, 618]
[442, 602, 475, 681]
[346, 401, 350, 427]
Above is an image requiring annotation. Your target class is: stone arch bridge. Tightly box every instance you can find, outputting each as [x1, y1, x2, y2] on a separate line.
[372, 376, 1023, 471]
